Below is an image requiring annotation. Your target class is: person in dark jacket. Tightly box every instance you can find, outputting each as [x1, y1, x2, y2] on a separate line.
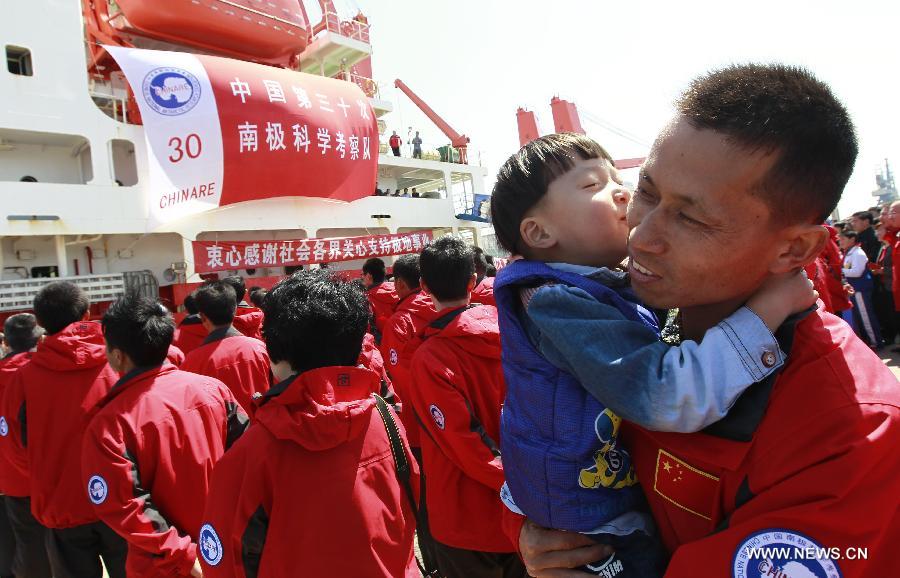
[172, 293, 206, 354]
[11, 282, 127, 578]
[851, 211, 882, 262]
[82, 294, 248, 578]
[182, 282, 271, 418]
[409, 236, 526, 578]
[200, 270, 419, 578]
[0, 314, 50, 578]
[222, 276, 264, 340]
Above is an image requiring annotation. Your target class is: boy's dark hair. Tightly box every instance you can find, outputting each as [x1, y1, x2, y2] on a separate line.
[3, 313, 42, 353]
[473, 246, 489, 280]
[263, 269, 368, 374]
[841, 230, 859, 242]
[102, 294, 174, 367]
[248, 288, 267, 308]
[362, 257, 386, 285]
[392, 254, 420, 289]
[194, 281, 237, 326]
[33, 281, 90, 335]
[183, 293, 199, 315]
[676, 64, 858, 224]
[222, 275, 247, 302]
[491, 133, 614, 254]
[420, 235, 475, 302]
[852, 211, 873, 225]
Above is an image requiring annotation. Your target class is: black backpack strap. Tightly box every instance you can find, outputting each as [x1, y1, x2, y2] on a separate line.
[372, 394, 441, 577]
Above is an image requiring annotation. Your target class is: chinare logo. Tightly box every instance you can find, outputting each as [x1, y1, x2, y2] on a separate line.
[732, 529, 845, 578]
[142, 67, 201, 116]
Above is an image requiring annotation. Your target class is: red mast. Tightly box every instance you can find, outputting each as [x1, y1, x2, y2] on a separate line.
[394, 79, 470, 164]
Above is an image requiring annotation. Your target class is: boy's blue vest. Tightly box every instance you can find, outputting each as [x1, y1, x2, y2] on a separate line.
[495, 260, 658, 532]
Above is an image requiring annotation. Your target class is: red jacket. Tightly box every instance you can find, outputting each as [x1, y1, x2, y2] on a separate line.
[380, 290, 437, 447]
[886, 230, 900, 312]
[200, 366, 419, 578]
[409, 305, 514, 552]
[0, 352, 33, 497]
[367, 282, 398, 338]
[17, 321, 118, 528]
[389, 134, 402, 148]
[181, 327, 271, 418]
[81, 364, 248, 577]
[621, 310, 899, 577]
[172, 316, 207, 355]
[232, 305, 264, 341]
[823, 225, 853, 313]
[166, 344, 185, 367]
[471, 277, 496, 307]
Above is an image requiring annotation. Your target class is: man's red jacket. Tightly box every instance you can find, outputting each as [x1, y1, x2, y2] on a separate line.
[181, 327, 271, 418]
[0, 352, 33, 497]
[15, 321, 118, 528]
[81, 364, 248, 577]
[409, 304, 515, 553]
[200, 366, 419, 578]
[471, 277, 496, 307]
[232, 304, 264, 341]
[379, 290, 437, 447]
[172, 315, 207, 355]
[367, 281, 398, 338]
[885, 229, 900, 312]
[389, 134, 402, 148]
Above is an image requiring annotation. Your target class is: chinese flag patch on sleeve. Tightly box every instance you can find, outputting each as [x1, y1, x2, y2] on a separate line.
[653, 449, 720, 521]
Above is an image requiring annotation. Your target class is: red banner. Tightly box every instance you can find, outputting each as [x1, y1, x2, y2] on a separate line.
[192, 231, 434, 273]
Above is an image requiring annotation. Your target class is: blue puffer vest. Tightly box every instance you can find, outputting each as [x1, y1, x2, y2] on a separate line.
[495, 260, 658, 532]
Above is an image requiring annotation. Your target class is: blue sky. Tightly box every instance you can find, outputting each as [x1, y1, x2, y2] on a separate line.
[360, 0, 898, 217]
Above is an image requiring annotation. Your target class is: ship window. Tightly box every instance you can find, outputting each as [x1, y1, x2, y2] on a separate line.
[110, 139, 138, 186]
[6, 46, 32, 76]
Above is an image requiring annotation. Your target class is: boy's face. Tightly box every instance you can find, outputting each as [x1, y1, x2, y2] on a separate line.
[523, 157, 630, 267]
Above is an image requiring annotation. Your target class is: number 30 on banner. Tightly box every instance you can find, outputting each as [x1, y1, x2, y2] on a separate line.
[168, 134, 203, 163]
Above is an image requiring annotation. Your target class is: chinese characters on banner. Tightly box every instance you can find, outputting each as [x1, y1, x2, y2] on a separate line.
[192, 231, 435, 274]
[105, 46, 377, 230]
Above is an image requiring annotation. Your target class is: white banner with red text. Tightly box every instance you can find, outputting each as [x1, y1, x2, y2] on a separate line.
[192, 231, 435, 273]
[105, 46, 378, 230]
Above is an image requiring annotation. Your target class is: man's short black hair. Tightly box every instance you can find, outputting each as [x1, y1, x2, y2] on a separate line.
[102, 294, 174, 367]
[263, 269, 369, 374]
[491, 133, 614, 254]
[852, 211, 874, 224]
[392, 254, 420, 289]
[183, 293, 199, 315]
[841, 230, 859, 242]
[362, 257, 386, 284]
[420, 235, 475, 302]
[248, 288, 267, 308]
[676, 63, 858, 224]
[3, 313, 42, 353]
[472, 246, 489, 279]
[222, 275, 247, 302]
[33, 281, 90, 335]
[194, 281, 237, 326]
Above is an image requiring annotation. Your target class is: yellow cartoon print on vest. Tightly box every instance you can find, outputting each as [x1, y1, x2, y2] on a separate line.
[578, 408, 638, 490]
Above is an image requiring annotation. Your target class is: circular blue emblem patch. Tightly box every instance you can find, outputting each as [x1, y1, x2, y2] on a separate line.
[199, 523, 224, 566]
[429, 404, 445, 430]
[87, 475, 108, 505]
[141, 67, 201, 116]
[732, 529, 842, 578]
[0, 417, 8, 437]
[389, 349, 399, 366]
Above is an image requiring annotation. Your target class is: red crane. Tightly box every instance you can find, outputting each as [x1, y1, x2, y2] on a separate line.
[394, 79, 470, 164]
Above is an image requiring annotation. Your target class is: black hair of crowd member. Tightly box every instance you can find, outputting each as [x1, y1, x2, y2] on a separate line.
[362, 257, 387, 285]
[194, 281, 237, 326]
[262, 269, 369, 375]
[183, 293, 199, 316]
[840, 230, 859, 242]
[420, 235, 475, 302]
[32, 281, 90, 336]
[249, 288, 267, 308]
[852, 211, 874, 225]
[491, 133, 615, 255]
[102, 294, 174, 367]
[222, 275, 247, 301]
[392, 254, 421, 289]
[3, 313, 43, 353]
[472, 246, 489, 281]
[677, 63, 858, 224]
[486, 265, 497, 278]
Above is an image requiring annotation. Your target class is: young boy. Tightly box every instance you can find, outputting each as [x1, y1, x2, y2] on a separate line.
[490, 133, 816, 576]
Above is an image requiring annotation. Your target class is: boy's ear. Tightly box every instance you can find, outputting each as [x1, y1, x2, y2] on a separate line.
[520, 215, 556, 250]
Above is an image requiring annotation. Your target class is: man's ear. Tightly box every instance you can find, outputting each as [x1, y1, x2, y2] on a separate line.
[519, 215, 556, 250]
[769, 223, 829, 274]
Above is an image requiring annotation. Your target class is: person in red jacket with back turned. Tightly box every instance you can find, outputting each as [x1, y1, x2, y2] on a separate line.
[81, 294, 249, 578]
[471, 247, 496, 307]
[200, 269, 419, 578]
[172, 293, 207, 354]
[409, 236, 526, 578]
[182, 281, 271, 418]
[362, 257, 398, 343]
[222, 276, 264, 341]
[9, 282, 127, 578]
[0, 314, 51, 578]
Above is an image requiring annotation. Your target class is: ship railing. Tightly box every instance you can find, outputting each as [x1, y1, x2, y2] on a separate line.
[0, 274, 126, 312]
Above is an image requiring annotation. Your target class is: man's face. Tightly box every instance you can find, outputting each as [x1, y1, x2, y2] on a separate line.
[887, 203, 900, 229]
[627, 118, 785, 311]
[361, 272, 374, 288]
